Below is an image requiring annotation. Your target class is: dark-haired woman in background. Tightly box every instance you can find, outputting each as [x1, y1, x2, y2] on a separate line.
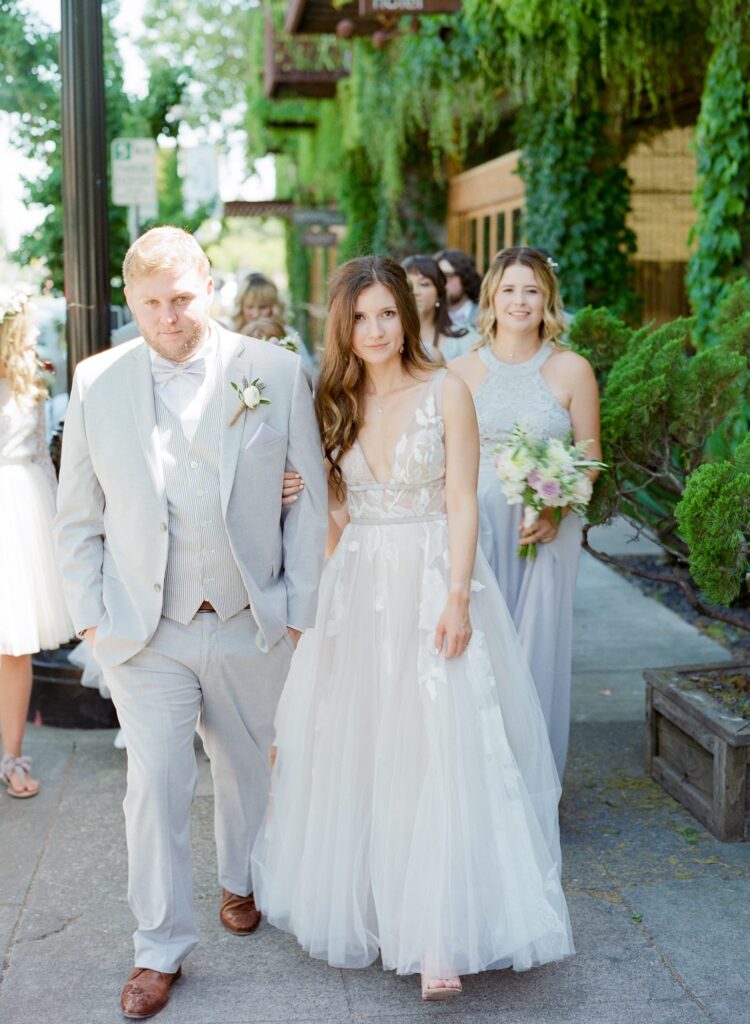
[434, 248, 482, 331]
[403, 255, 476, 362]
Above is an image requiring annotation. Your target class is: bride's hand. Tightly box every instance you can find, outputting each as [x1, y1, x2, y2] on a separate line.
[282, 470, 304, 506]
[434, 593, 472, 658]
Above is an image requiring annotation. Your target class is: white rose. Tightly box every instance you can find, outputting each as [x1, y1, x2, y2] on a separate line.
[242, 384, 261, 409]
[502, 480, 526, 504]
[571, 476, 593, 506]
[545, 438, 574, 470]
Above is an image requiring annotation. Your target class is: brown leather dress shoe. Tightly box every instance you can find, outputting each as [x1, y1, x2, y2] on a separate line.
[219, 889, 262, 934]
[120, 966, 181, 1019]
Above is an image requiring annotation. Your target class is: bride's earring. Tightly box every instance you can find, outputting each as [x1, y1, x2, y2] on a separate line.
[399, 343, 405, 354]
[435, 301, 440, 309]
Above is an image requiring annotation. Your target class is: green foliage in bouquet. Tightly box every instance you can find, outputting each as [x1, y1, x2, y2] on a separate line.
[676, 436, 750, 607]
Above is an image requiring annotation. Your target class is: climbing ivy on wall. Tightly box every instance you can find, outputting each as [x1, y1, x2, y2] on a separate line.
[686, 0, 750, 342]
[517, 106, 639, 318]
[245, 0, 750, 328]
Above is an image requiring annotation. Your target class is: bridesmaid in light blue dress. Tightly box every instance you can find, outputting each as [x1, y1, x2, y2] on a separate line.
[451, 248, 601, 777]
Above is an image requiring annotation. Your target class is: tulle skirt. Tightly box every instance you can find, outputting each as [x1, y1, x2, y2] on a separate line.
[0, 462, 73, 656]
[252, 517, 574, 977]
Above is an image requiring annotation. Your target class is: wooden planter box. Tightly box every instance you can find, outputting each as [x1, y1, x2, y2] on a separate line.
[645, 662, 750, 842]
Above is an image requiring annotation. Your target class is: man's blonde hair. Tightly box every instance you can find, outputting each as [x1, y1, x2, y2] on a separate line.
[122, 226, 211, 286]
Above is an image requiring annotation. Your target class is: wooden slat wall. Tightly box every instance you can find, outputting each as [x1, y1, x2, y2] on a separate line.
[446, 128, 698, 324]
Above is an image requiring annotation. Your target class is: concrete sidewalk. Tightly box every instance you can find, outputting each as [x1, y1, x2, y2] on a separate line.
[2, 525, 748, 1024]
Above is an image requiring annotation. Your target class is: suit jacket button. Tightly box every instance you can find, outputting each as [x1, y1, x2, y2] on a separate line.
[160, 522, 168, 532]
[154, 583, 161, 593]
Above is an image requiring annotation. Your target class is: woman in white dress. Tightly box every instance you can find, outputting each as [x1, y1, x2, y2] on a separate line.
[0, 289, 73, 797]
[450, 248, 601, 777]
[252, 256, 573, 1001]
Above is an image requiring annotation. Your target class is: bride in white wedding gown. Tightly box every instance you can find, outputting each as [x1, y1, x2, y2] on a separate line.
[251, 256, 574, 1001]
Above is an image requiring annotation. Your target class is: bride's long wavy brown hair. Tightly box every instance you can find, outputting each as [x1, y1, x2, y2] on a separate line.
[315, 255, 434, 494]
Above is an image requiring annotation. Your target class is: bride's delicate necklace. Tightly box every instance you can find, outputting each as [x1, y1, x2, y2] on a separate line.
[366, 380, 416, 415]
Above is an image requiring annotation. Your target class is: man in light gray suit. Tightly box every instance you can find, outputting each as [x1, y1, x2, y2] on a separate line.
[55, 227, 328, 1019]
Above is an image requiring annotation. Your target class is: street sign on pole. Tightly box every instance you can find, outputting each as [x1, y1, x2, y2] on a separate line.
[292, 208, 346, 227]
[300, 230, 338, 248]
[111, 138, 158, 209]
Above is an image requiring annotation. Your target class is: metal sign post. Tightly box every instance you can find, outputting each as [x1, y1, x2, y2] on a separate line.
[61, 0, 111, 384]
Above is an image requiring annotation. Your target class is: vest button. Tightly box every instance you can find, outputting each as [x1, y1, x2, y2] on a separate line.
[154, 583, 161, 593]
[190, 460, 199, 469]
[160, 522, 168, 532]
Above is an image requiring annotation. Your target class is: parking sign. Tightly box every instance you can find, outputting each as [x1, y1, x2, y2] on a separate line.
[111, 138, 158, 208]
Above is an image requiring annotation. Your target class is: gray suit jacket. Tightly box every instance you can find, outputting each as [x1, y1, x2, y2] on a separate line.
[54, 323, 328, 668]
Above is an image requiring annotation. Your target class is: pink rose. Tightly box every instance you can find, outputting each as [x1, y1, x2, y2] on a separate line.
[535, 478, 561, 500]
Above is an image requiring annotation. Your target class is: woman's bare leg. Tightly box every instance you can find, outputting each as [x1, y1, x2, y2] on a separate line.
[0, 653, 39, 795]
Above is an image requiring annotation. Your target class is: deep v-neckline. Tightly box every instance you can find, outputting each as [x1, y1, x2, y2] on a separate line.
[355, 379, 436, 485]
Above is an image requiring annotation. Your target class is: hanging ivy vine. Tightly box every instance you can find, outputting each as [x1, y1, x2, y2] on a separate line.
[686, 0, 750, 343]
[517, 106, 639, 318]
[244, 0, 750, 326]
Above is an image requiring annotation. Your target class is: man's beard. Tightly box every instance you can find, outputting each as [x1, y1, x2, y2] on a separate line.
[142, 318, 207, 362]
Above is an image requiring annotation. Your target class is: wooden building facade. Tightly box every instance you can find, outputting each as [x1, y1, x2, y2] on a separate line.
[446, 127, 697, 324]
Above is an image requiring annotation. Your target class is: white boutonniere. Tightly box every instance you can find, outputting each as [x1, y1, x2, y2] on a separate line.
[229, 375, 269, 426]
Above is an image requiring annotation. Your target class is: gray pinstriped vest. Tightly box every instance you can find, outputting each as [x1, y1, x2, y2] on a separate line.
[154, 353, 249, 624]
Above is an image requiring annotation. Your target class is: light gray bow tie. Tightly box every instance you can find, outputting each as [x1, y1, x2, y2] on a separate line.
[152, 355, 206, 388]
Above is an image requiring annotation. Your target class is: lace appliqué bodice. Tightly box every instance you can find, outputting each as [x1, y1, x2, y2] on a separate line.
[0, 380, 56, 490]
[341, 375, 447, 525]
[474, 343, 571, 463]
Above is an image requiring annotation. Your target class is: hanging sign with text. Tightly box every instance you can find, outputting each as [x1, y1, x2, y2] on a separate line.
[292, 208, 346, 227]
[300, 230, 338, 248]
[111, 138, 158, 209]
[358, 0, 460, 13]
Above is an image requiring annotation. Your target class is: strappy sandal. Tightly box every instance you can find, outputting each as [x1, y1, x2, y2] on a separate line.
[1, 754, 40, 799]
[420, 974, 462, 1001]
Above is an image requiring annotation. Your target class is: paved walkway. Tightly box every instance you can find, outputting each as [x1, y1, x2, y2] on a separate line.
[2, 524, 749, 1024]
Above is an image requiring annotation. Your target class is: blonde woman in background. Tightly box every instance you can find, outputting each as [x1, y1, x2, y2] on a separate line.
[233, 274, 279, 331]
[450, 247, 600, 777]
[234, 275, 315, 374]
[0, 288, 72, 797]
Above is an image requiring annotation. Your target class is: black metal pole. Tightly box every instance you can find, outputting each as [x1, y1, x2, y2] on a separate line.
[60, 0, 111, 390]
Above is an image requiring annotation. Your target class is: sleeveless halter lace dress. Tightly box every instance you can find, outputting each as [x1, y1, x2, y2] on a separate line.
[473, 342, 582, 776]
[0, 380, 72, 655]
[252, 370, 573, 979]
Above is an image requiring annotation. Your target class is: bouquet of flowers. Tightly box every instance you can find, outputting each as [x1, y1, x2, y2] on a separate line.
[494, 423, 605, 559]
